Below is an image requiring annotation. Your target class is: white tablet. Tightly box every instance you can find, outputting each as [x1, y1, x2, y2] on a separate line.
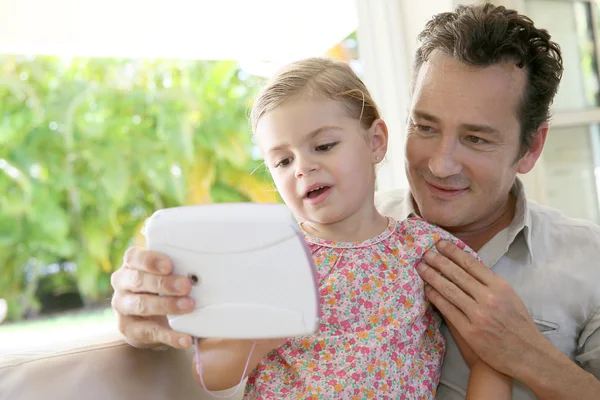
[142, 203, 320, 339]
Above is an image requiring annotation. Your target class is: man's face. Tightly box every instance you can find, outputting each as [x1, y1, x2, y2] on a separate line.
[406, 51, 542, 229]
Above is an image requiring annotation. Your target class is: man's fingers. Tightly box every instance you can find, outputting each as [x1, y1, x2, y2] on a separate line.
[423, 284, 470, 329]
[123, 246, 173, 275]
[119, 316, 193, 349]
[416, 261, 478, 314]
[112, 292, 195, 317]
[422, 248, 486, 300]
[114, 267, 192, 296]
[435, 240, 496, 285]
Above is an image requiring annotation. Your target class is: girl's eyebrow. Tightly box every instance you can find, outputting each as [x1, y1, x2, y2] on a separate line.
[266, 126, 342, 155]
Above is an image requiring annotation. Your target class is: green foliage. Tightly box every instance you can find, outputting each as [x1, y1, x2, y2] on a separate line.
[0, 56, 280, 320]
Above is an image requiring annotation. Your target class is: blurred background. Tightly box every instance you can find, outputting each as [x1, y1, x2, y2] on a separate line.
[1, 0, 599, 351]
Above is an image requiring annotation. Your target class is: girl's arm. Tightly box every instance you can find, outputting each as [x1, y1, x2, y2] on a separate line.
[447, 321, 512, 399]
[467, 362, 512, 400]
[191, 338, 286, 391]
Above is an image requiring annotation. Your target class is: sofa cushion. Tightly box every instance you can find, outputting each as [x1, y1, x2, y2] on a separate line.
[0, 331, 243, 400]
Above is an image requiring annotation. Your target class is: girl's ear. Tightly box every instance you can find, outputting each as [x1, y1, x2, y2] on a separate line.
[369, 119, 388, 164]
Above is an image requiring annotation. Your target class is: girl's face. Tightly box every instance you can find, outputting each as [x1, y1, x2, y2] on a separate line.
[255, 97, 388, 226]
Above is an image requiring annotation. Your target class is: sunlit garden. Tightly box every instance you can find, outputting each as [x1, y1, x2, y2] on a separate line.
[0, 35, 358, 348]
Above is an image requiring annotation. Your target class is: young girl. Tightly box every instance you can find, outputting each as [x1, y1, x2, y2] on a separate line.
[192, 58, 511, 399]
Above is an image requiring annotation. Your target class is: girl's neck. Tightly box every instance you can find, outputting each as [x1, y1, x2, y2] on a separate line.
[301, 205, 388, 243]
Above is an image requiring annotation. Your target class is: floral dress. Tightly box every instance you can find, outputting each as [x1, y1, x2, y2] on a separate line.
[244, 217, 472, 399]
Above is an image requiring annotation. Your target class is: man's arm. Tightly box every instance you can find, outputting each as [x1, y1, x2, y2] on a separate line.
[525, 310, 600, 399]
[518, 345, 599, 400]
[416, 240, 600, 400]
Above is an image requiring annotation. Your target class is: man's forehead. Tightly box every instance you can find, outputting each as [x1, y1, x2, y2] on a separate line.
[414, 50, 526, 92]
[411, 54, 525, 125]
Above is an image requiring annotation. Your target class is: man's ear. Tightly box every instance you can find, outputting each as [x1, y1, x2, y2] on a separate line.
[369, 119, 388, 164]
[517, 123, 548, 174]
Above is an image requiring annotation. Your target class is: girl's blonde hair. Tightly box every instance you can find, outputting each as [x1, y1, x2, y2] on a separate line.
[250, 58, 380, 132]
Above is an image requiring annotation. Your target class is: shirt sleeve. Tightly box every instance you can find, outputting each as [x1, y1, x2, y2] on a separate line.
[576, 306, 600, 379]
[404, 217, 480, 261]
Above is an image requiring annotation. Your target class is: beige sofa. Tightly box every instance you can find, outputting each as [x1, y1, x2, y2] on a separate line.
[0, 330, 244, 400]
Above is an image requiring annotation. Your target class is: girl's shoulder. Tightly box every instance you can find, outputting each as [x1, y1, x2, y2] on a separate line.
[388, 216, 472, 253]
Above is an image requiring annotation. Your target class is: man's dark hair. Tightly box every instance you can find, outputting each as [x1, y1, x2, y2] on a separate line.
[414, 3, 564, 153]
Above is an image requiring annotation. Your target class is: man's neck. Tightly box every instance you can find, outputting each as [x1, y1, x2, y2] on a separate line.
[434, 194, 517, 252]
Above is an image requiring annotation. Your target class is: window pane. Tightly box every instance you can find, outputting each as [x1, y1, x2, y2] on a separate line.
[543, 123, 600, 222]
[526, 0, 600, 110]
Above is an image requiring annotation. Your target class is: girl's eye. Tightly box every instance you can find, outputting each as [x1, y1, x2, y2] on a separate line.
[316, 142, 337, 152]
[274, 158, 292, 168]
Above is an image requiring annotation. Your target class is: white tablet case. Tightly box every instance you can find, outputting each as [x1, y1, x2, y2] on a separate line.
[142, 203, 320, 339]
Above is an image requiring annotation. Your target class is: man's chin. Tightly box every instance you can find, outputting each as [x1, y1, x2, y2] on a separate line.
[419, 203, 468, 228]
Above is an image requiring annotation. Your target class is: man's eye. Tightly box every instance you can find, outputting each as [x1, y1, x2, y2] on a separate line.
[465, 135, 488, 145]
[416, 125, 434, 133]
[410, 121, 435, 134]
[316, 142, 337, 152]
[274, 158, 292, 168]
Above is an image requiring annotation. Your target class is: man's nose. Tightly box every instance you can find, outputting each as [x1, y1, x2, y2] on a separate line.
[428, 140, 463, 178]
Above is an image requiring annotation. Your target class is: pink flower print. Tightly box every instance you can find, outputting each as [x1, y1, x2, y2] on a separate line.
[340, 320, 352, 330]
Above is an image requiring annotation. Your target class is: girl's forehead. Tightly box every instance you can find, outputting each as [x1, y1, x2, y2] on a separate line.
[256, 98, 351, 135]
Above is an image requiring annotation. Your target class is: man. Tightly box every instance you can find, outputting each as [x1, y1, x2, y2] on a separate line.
[110, 4, 600, 399]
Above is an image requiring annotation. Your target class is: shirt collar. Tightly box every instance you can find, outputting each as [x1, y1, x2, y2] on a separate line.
[402, 177, 534, 260]
[507, 177, 534, 260]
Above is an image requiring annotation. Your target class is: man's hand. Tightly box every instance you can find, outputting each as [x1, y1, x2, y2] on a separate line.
[417, 240, 600, 399]
[416, 240, 552, 377]
[110, 246, 195, 349]
[446, 320, 479, 369]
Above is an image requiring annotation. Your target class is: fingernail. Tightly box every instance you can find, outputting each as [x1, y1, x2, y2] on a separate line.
[424, 251, 435, 262]
[178, 336, 191, 348]
[437, 240, 448, 249]
[416, 262, 427, 273]
[177, 297, 194, 310]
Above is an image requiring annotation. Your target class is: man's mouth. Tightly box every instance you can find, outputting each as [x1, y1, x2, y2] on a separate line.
[425, 181, 469, 198]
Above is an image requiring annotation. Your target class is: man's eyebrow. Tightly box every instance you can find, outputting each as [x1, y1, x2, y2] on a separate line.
[460, 123, 500, 136]
[412, 110, 500, 136]
[412, 110, 441, 124]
